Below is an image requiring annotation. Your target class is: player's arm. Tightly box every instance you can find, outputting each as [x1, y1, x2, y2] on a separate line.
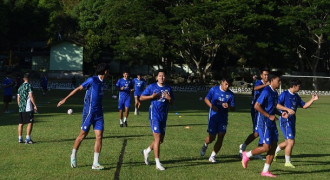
[57, 85, 83, 107]
[204, 97, 218, 112]
[163, 92, 174, 105]
[29, 92, 38, 112]
[303, 94, 318, 109]
[140, 92, 160, 101]
[254, 102, 276, 121]
[276, 104, 295, 115]
[254, 82, 270, 91]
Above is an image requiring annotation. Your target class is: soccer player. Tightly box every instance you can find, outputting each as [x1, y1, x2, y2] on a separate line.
[133, 74, 147, 115]
[140, 70, 174, 171]
[17, 73, 37, 144]
[57, 63, 109, 170]
[40, 74, 48, 95]
[274, 78, 318, 168]
[2, 73, 14, 113]
[116, 71, 133, 127]
[239, 69, 271, 159]
[241, 73, 293, 177]
[200, 77, 235, 163]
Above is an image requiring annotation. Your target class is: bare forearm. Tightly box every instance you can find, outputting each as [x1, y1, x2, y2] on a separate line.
[303, 99, 314, 109]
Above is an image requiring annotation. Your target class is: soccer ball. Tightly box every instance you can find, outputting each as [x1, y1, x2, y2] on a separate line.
[67, 109, 73, 115]
[112, 95, 117, 99]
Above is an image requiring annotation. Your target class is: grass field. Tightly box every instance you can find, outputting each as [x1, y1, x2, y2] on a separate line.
[1, 89, 330, 179]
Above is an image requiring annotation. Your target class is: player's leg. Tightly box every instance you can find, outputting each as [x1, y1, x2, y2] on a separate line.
[209, 132, 225, 163]
[123, 96, 130, 127]
[261, 141, 277, 177]
[18, 112, 24, 143]
[201, 116, 217, 157]
[142, 108, 154, 165]
[92, 113, 105, 170]
[24, 112, 34, 144]
[153, 132, 166, 170]
[283, 139, 295, 167]
[119, 109, 123, 127]
[134, 96, 138, 115]
[275, 118, 290, 161]
[118, 96, 124, 127]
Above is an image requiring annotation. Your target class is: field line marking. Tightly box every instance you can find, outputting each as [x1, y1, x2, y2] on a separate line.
[114, 139, 127, 180]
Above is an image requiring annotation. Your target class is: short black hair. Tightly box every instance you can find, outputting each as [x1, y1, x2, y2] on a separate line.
[95, 63, 110, 75]
[267, 72, 281, 82]
[220, 76, 233, 85]
[260, 68, 269, 74]
[156, 69, 166, 76]
[23, 73, 30, 79]
[289, 78, 302, 88]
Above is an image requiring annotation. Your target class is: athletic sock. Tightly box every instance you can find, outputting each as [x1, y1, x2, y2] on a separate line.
[210, 151, 216, 157]
[135, 108, 137, 113]
[72, 149, 77, 157]
[241, 143, 247, 151]
[247, 151, 253, 158]
[145, 147, 152, 154]
[120, 119, 123, 124]
[26, 135, 30, 140]
[285, 155, 291, 163]
[262, 163, 270, 172]
[123, 117, 127, 122]
[19, 136, 22, 140]
[155, 158, 161, 165]
[275, 145, 282, 154]
[204, 143, 208, 147]
[93, 152, 100, 165]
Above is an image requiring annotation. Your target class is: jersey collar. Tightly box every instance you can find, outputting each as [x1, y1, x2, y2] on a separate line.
[157, 82, 164, 87]
[219, 86, 225, 92]
[98, 75, 103, 82]
[269, 85, 275, 92]
[288, 89, 294, 95]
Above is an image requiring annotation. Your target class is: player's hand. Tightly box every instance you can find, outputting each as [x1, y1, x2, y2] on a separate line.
[120, 87, 125, 90]
[312, 94, 319, 101]
[287, 109, 295, 115]
[222, 103, 229, 108]
[269, 114, 276, 121]
[57, 99, 66, 107]
[281, 112, 289, 119]
[266, 81, 270, 85]
[211, 105, 218, 112]
[151, 92, 161, 99]
[163, 92, 171, 101]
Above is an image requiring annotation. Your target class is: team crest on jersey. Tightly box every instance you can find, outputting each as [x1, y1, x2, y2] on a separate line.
[226, 95, 229, 98]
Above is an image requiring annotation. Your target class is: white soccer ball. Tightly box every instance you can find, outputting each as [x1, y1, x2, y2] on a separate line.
[67, 109, 73, 115]
[112, 95, 117, 99]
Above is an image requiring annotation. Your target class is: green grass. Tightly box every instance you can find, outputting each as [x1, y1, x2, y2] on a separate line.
[1, 89, 330, 179]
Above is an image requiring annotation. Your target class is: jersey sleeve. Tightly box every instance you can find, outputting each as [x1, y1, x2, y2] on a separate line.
[205, 87, 214, 101]
[254, 80, 263, 87]
[141, 84, 152, 96]
[229, 92, 235, 107]
[116, 79, 120, 87]
[81, 77, 93, 89]
[297, 95, 306, 108]
[28, 84, 33, 93]
[278, 92, 285, 105]
[256, 90, 267, 105]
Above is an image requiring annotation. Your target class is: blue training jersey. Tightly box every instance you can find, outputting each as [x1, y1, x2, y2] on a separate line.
[133, 78, 146, 96]
[116, 78, 133, 98]
[278, 90, 305, 113]
[206, 85, 235, 119]
[141, 83, 174, 121]
[256, 85, 278, 128]
[81, 76, 105, 113]
[2, 77, 13, 96]
[252, 80, 266, 105]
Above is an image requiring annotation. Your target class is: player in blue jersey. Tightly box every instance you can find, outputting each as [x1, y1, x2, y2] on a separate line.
[133, 74, 147, 115]
[239, 69, 270, 159]
[116, 71, 133, 127]
[140, 70, 174, 171]
[274, 78, 318, 168]
[199, 77, 235, 163]
[57, 63, 109, 170]
[241, 73, 293, 177]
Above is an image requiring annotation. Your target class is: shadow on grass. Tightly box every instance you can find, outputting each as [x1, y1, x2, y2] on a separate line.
[274, 168, 330, 175]
[37, 134, 149, 143]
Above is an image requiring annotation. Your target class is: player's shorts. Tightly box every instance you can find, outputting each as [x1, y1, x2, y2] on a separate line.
[207, 113, 228, 135]
[118, 95, 131, 110]
[258, 118, 278, 145]
[81, 111, 104, 132]
[279, 116, 296, 140]
[3, 95, 12, 103]
[149, 106, 166, 135]
[256, 113, 266, 144]
[251, 106, 258, 132]
[134, 91, 142, 97]
[18, 111, 34, 124]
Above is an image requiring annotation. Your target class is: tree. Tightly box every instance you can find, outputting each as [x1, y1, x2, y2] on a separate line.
[278, 0, 330, 90]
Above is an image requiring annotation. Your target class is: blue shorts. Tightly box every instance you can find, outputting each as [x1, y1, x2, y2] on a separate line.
[118, 95, 131, 110]
[251, 106, 258, 132]
[81, 111, 104, 132]
[134, 91, 142, 97]
[207, 113, 227, 135]
[149, 107, 167, 134]
[279, 116, 296, 140]
[258, 117, 278, 145]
